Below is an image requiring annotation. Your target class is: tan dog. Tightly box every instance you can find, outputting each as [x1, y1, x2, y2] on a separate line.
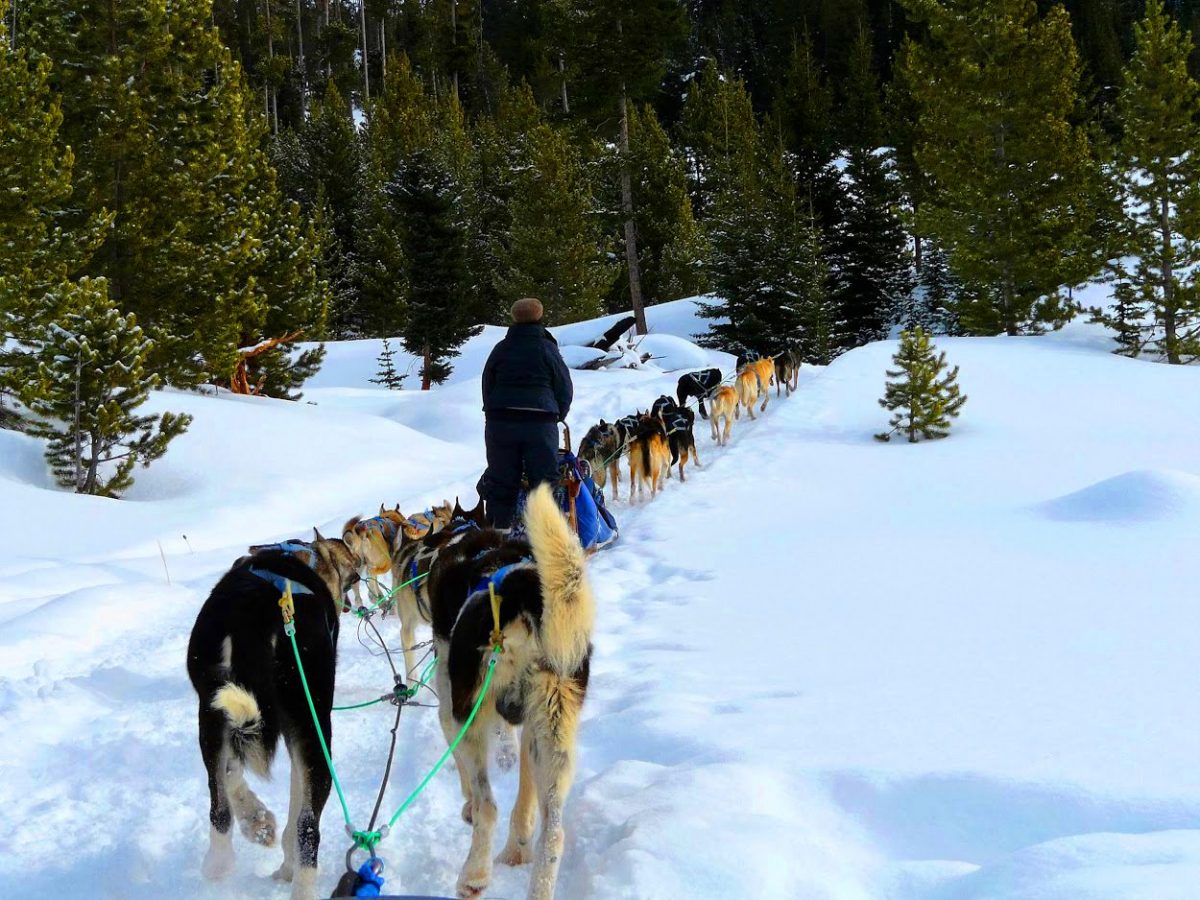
[627, 413, 671, 502]
[709, 385, 738, 445]
[735, 366, 760, 420]
[751, 357, 775, 409]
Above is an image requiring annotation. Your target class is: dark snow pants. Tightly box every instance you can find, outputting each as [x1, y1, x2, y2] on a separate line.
[479, 416, 560, 529]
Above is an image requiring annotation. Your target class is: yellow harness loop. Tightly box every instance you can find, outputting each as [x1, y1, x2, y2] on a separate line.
[488, 582, 504, 651]
[279, 581, 296, 631]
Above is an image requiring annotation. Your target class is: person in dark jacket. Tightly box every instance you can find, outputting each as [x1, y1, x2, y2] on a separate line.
[478, 297, 573, 528]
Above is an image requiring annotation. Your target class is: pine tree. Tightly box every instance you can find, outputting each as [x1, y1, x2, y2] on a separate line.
[625, 103, 709, 306]
[898, 0, 1105, 335]
[832, 147, 914, 346]
[1101, 0, 1200, 363]
[497, 121, 612, 325]
[0, 0, 107, 420]
[898, 243, 961, 335]
[773, 35, 841, 226]
[875, 326, 966, 443]
[18, 278, 192, 496]
[556, 0, 689, 333]
[678, 60, 760, 221]
[387, 150, 478, 389]
[23, 0, 325, 389]
[701, 123, 835, 362]
[369, 338, 406, 389]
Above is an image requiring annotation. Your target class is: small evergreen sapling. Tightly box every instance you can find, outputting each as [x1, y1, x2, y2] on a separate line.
[875, 327, 966, 443]
[370, 338, 406, 389]
[20, 279, 192, 496]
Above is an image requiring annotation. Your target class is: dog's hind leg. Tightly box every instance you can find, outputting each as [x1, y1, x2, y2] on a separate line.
[226, 758, 276, 847]
[200, 708, 235, 880]
[496, 729, 537, 867]
[292, 732, 333, 900]
[455, 727, 499, 899]
[608, 462, 620, 501]
[525, 678, 583, 900]
[435, 663, 475, 821]
[271, 735, 306, 884]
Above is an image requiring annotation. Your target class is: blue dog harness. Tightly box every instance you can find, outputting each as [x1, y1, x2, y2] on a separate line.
[469, 561, 528, 600]
[360, 516, 399, 544]
[249, 541, 317, 596]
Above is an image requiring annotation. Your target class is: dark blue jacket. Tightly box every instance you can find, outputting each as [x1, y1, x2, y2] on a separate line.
[482, 323, 573, 420]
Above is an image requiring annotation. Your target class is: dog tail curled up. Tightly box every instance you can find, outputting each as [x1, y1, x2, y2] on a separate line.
[523, 483, 594, 676]
[212, 682, 271, 777]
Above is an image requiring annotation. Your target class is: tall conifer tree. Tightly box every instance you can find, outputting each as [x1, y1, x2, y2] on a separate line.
[1101, 0, 1200, 363]
[898, 0, 1105, 335]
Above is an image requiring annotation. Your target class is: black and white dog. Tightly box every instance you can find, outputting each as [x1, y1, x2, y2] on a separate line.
[187, 532, 360, 900]
[676, 368, 722, 419]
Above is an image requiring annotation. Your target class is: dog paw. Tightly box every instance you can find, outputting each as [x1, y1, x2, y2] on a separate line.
[496, 841, 532, 866]
[456, 868, 492, 899]
[271, 862, 294, 883]
[240, 807, 277, 847]
[201, 844, 235, 881]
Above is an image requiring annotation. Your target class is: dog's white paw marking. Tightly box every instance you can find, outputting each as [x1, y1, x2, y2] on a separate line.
[240, 807, 276, 846]
[271, 862, 294, 882]
[456, 869, 491, 899]
[201, 841, 235, 880]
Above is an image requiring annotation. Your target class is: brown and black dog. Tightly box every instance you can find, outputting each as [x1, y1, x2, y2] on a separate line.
[407, 485, 593, 900]
[627, 413, 671, 500]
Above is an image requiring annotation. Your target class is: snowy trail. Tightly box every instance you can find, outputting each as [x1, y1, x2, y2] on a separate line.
[3, 302, 1200, 898]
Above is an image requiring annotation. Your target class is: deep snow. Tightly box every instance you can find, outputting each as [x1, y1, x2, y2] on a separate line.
[1, 298, 1198, 899]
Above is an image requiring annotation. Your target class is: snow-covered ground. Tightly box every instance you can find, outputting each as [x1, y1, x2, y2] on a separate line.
[1, 298, 1198, 899]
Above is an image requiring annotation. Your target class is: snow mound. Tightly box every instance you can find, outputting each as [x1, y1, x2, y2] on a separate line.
[1037, 469, 1200, 523]
[634, 333, 712, 371]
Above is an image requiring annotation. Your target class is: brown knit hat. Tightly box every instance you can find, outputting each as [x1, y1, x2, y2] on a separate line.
[511, 297, 544, 324]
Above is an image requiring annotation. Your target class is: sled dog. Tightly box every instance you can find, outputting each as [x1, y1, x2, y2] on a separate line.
[675, 368, 722, 419]
[187, 532, 361, 900]
[423, 484, 593, 900]
[710, 385, 738, 445]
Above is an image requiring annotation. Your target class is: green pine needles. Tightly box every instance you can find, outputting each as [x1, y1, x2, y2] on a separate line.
[370, 339, 406, 390]
[19, 280, 192, 496]
[875, 328, 967, 443]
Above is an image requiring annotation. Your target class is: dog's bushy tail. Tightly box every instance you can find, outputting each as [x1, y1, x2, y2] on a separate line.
[523, 484, 594, 675]
[212, 683, 271, 777]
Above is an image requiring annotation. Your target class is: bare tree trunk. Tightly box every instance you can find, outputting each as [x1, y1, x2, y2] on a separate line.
[266, 0, 278, 134]
[1161, 190, 1178, 363]
[559, 52, 569, 113]
[422, 344, 433, 391]
[619, 84, 647, 335]
[85, 432, 100, 495]
[11, 0, 17, 50]
[360, 0, 370, 103]
[380, 13, 387, 84]
[295, 0, 306, 114]
[450, 0, 460, 101]
[73, 350, 84, 493]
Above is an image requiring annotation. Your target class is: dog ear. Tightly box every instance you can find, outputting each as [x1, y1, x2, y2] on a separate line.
[313, 526, 326, 542]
